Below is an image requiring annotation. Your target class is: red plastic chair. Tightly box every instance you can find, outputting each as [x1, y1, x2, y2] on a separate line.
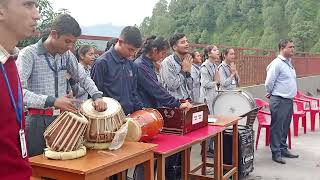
[295, 91, 320, 131]
[292, 99, 307, 137]
[255, 98, 291, 150]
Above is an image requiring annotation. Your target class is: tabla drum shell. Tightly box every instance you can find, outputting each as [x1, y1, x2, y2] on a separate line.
[127, 108, 164, 142]
[44, 111, 88, 152]
[213, 90, 256, 117]
[80, 97, 126, 143]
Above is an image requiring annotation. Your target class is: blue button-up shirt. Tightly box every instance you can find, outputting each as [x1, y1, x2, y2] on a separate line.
[91, 47, 143, 115]
[134, 54, 181, 108]
[265, 55, 297, 99]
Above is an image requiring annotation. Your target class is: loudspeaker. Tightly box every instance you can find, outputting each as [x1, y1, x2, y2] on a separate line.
[223, 125, 254, 178]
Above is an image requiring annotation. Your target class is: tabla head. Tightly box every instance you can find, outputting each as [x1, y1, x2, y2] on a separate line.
[80, 97, 122, 119]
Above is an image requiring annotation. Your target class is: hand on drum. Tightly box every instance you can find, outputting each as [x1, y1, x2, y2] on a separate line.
[54, 96, 78, 113]
[92, 98, 107, 112]
[179, 101, 193, 111]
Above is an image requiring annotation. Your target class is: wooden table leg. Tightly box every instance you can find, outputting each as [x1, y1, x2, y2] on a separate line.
[214, 132, 222, 180]
[201, 140, 208, 175]
[181, 147, 192, 180]
[187, 147, 191, 176]
[144, 156, 154, 180]
[116, 171, 126, 180]
[232, 124, 239, 180]
[156, 156, 165, 180]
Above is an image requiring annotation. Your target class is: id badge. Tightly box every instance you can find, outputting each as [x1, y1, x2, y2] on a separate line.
[231, 79, 236, 85]
[0, 45, 10, 64]
[19, 129, 28, 158]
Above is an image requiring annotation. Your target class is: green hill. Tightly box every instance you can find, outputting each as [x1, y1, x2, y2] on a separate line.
[139, 0, 320, 53]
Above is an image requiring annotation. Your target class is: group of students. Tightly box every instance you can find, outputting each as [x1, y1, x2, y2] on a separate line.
[0, 2, 241, 178]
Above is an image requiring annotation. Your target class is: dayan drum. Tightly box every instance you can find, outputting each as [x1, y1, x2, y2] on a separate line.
[80, 97, 126, 143]
[44, 111, 88, 152]
[213, 90, 256, 117]
[126, 108, 164, 142]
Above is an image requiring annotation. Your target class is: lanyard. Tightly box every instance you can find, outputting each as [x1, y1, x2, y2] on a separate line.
[44, 55, 61, 97]
[0, 63, 23, 129]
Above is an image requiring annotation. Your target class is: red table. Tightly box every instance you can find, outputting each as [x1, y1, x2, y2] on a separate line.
[152, 125, 225, 180]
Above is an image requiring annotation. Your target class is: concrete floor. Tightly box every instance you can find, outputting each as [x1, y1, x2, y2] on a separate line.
[189, 115, 320, 180]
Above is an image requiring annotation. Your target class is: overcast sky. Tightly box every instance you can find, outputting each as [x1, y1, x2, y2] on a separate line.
[51, 0, 160, 26]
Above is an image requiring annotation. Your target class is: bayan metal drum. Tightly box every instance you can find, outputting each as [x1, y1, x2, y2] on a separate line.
[126, 108, 163, 142]
[44, 111, 88, 152]
[80, 97, 127, 143]
[213, 90, 256, 117]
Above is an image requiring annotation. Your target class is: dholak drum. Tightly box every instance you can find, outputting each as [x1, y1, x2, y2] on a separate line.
[126, 108, 163, 142]
[44, 111, 88, 152]
[213, 90, 256, 118]
[80, 97, 126, 143]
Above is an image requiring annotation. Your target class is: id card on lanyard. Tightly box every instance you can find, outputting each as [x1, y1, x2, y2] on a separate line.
[0, 63, 27, 158]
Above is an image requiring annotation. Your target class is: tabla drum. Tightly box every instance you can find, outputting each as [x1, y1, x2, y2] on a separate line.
[213, 90, 256, 117]
[126, 108, 164, 142]
[80, 97, 126, 143]
[44, 111, 88, 152]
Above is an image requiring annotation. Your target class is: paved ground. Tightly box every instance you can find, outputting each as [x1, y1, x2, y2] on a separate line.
[189, 114, 320, 180]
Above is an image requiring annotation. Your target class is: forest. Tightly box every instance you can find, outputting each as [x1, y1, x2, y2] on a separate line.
[139, 0, 320, 52]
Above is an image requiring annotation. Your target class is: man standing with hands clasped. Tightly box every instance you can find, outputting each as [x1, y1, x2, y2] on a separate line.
[265, 39, 299, 164]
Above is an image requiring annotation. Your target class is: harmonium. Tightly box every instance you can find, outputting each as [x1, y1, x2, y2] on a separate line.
[157, 103, 209, 135]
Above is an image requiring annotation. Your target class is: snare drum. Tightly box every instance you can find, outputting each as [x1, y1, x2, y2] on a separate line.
[126, 108, 163, 142]
[44, 111, 88, 152]
[80, 97, 126, 143]
[213, 90, 256, 117]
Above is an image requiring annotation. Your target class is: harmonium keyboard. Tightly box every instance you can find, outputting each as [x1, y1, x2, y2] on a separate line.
[157, 103, 208, 135]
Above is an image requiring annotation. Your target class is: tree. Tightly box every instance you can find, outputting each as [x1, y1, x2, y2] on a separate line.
[310, 39, 320, 53]
[198, 30, 210, 44]
[289, 21, 316, 52]
[259, 27, 279, 50]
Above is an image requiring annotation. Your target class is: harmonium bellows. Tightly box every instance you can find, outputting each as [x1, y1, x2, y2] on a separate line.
[157, 103, 209, 135]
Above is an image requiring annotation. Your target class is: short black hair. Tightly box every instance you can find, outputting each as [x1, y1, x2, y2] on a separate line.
[278, 39, 293, 51]
[119, 26, 142, 48]
[105, 38, 118, 52]
[51, 14, 81, 37]
[169, 33, 186, 49]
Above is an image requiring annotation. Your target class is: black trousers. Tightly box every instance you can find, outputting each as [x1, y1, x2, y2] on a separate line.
[269, 95, 293, 157]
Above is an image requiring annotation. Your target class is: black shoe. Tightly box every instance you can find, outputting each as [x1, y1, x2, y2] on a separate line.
[281, 150, 299, 158]
[272, 156, 286, 164]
